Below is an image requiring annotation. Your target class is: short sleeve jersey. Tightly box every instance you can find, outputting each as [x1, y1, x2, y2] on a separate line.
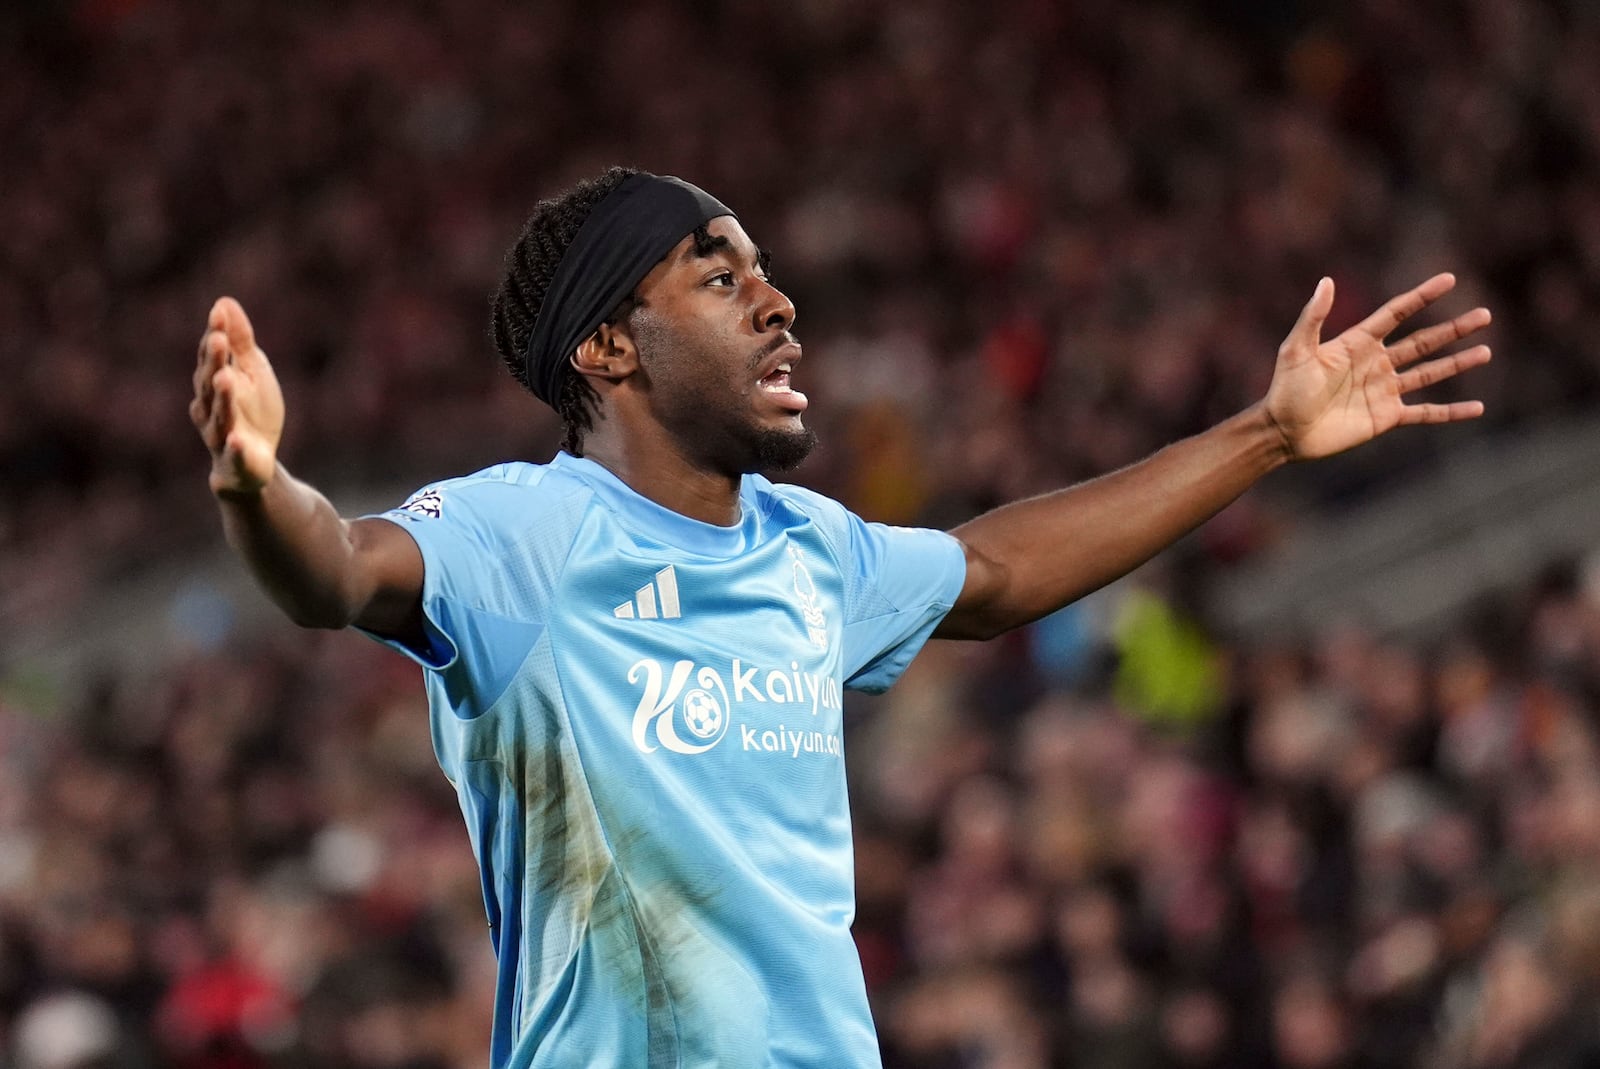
[364, 452, 966, 1069]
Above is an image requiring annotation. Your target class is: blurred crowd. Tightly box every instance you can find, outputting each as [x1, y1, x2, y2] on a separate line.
[8, 553, 1600, 1069]
[7, 0, 1600, 630]
[856, 556, 1600, 1069]
[5, 0, 1600, 1065]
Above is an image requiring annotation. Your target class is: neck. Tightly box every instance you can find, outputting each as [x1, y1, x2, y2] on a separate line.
[576, 432, 742, 527]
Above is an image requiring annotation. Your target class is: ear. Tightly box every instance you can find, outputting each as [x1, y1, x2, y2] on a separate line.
[571, 320, 638, 384]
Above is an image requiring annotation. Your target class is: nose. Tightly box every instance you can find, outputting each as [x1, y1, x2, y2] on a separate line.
[754, 279, 796, 335]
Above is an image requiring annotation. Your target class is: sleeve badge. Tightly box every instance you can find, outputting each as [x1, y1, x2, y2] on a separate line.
[398, 488, 444, 519]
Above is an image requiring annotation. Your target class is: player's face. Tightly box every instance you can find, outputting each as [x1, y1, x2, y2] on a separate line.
[626, 217, 816, 476]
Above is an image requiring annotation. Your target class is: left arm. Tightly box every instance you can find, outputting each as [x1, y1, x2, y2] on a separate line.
[937, 273, 1492, 640]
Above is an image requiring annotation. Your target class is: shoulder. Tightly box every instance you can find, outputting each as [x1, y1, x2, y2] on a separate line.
[746, 475, 852, 529]
[747, 476, 964, 586]
[401, 460, 584, 510]
[748, 476, 944, 550]
[377, 460, 606, 613]
[744, 477, 869, 577]
[387, 460, 598, 543]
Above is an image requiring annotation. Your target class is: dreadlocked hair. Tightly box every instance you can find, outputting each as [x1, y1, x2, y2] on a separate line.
[490, 166, 639, 456]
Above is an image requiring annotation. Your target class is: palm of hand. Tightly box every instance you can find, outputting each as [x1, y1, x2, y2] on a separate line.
[1264, 275, 1491, 462]
[216, 352, 284, 492]
[191, 297, 286, 494]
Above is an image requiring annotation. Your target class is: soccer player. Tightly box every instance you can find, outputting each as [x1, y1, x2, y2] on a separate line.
[189, 168, 1491, 1068]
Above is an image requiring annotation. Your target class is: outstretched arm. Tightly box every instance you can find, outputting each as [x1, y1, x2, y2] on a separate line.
[937, 273, 1491, 640]
[191, 298, 425, 642]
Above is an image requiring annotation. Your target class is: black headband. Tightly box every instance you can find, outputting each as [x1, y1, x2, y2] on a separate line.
[522, 172, 736, 406]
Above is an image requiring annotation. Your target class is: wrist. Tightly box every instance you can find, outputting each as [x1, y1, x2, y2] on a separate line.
[1243, 402, 1297, 469]
[211, 461, 278, 502]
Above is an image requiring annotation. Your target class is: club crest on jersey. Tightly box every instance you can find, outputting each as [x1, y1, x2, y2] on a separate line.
[398, 488, 443, 519]
[788, 546, 828, 650]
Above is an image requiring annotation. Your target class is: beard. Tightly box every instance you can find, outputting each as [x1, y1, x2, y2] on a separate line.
[634, 323, 819, 475]
[663, 405, 817, 476]
[750, 423, 818, 472]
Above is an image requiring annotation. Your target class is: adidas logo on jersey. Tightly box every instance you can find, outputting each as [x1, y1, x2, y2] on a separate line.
[614, 565, 681, 620]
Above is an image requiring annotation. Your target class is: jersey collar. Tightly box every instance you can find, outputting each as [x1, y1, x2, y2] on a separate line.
[551, 452, 755, 556]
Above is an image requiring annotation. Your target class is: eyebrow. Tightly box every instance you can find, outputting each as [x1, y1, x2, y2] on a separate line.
[686, 230, 772, 276]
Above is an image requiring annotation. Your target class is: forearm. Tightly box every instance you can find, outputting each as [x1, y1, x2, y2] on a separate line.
[944, 403, 1290, 639]
[215, 463, 375, 629]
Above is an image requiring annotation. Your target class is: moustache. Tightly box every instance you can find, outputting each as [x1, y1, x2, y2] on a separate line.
[750, 332, 801, 369]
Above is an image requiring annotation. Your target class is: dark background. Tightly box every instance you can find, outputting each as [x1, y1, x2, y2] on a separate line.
[3, 1, 1600, 1066]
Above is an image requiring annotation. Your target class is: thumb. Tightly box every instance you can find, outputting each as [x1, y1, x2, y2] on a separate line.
[1289, 277, 1335, 349]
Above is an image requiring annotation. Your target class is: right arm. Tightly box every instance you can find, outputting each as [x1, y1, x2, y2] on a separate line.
[191, 297, 425, 644]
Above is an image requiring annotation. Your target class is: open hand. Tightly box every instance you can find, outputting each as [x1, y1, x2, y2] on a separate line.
[190, 297, 284, 495]
[1264, 273, 1491, 461]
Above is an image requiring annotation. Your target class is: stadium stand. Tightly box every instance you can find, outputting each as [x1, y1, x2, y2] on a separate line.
[4, 0, 1600, 1065]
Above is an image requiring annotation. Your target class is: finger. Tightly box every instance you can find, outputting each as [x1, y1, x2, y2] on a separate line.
[1355, 272, 1455, 340]
[1391, 307, 1491, 368]
[203, 395, 228, 452]
[192, 340, 209, 399]
[1287, 277, 1335, 350]
[193, 330, 228, 407]
[206, 368, 236, 447]
[213, 297, 258, 361]
[1396, 345, 1491, 394]
[1396, 399, 1485, 425]
[192, 331, 221, 404]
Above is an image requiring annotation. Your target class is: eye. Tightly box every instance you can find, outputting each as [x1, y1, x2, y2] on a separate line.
[707, 271, 736, 287]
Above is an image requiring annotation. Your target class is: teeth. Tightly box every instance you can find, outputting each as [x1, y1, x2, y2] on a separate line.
[777, 363, 791, 373]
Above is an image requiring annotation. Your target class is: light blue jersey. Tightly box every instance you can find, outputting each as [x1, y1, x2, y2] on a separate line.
[363, 452, 966, 1068]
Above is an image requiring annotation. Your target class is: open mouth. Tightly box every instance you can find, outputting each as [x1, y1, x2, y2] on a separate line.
[758, 361, 808, 412]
